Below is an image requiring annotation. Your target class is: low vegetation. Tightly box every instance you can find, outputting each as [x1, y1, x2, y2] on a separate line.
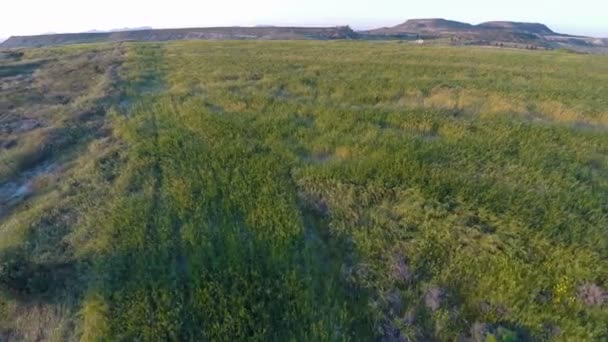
[1, 40, 607, 341]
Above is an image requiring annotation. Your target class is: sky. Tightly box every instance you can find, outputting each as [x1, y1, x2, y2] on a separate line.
[0, 0, 607, 38]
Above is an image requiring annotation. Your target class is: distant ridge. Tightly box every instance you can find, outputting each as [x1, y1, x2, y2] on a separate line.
[0, 26, 356, 48]
[1, 20, 605, 54]
[478, 21, 554, 35]
[367, 18, 555, 36]
[360, 18, 608, 53]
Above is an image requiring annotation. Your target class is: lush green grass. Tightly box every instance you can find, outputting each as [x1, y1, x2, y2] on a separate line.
[1, 41, 607, 341]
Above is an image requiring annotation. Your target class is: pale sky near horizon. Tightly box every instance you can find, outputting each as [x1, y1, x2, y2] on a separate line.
[1, 0, 607, 38]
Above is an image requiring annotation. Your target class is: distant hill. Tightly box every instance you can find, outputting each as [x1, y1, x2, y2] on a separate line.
[366, 18, 555, 36]
[363, 18, 607, 53]
[477, 21, 554, 35]
[372, 19, 474, 34]
[0, 26, 356, 48]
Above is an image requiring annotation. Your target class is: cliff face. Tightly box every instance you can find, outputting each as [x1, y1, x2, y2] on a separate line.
[1, 26, 357, 48]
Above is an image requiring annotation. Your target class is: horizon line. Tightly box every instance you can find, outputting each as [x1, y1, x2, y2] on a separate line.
[2, 18, 607, 39]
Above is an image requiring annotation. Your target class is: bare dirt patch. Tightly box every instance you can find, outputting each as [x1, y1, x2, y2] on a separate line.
[0, 162, 57, 215]
[0, 118, 42, 134]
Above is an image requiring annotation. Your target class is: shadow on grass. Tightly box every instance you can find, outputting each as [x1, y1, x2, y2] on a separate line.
[0, 61, 45, 78]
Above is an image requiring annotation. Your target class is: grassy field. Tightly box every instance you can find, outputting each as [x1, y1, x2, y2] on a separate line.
[1, 41, 607, 341]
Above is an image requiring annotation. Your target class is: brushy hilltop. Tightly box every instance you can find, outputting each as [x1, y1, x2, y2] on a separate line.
[1, 40, 607, 341]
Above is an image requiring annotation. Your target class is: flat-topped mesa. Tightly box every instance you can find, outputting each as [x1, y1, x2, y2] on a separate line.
[0, 26, 357, 48]
[366, 19, 558, 37]
[477, 21, 555, 35]
[393, 18, 474, 32]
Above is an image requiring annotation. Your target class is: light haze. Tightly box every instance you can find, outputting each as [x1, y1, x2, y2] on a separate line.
[1, 0, 607, 38]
